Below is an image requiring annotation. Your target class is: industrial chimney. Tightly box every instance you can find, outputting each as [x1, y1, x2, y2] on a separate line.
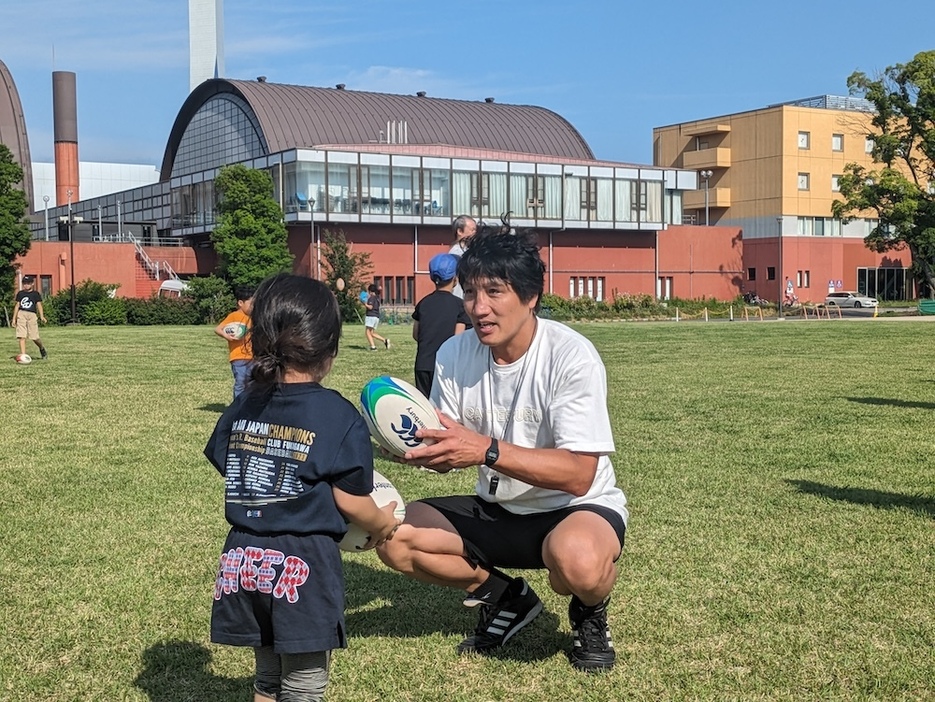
[52, 71, 79, 205]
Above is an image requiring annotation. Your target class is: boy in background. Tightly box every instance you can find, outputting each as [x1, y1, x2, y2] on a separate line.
[411, 253, 471, 397]
[214, 285, 255, 399]
[12, 275, 48, 359]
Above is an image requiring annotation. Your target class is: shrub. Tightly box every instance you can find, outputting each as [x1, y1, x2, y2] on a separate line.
[184, 275, 236, 324]
[82, 297, 127, 325]
[125, 296, 200, 325]
[44, 280, 119, 325]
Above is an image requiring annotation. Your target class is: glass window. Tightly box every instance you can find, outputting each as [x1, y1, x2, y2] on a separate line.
[865, 137, 874, 154]
[451, 171, 473, 216]
[615, 179, 634, 222]
[798, 173, 810, 190]
[327, 163, 353, 213]
[832, 134, 844, 151]
[831, 175, 841, 192]
[542, 175, 562, 219]
[392, 166, 415, 214]
[767, 267, 776, 281]
[484, 172, 507, 219]
[798, 131, 810, 149]
[428, 169, 450, 217]
[510, 173, 530, 218]
[171, 94, 265, 178]
[748, 267, 756, 281]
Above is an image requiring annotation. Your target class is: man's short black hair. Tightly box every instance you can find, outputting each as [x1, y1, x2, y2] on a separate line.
[459, 228, 545, 311]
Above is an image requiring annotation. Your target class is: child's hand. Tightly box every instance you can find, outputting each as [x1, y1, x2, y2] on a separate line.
[366, 501, 402, 548]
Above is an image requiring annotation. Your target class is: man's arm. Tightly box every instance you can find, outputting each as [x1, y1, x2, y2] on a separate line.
[404, 412, 599, 496]
[453, 322, 466, 335]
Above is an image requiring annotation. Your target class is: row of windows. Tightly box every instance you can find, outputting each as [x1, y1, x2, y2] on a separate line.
[282, 161, 669, 225]
[798, 131, 873, 154]
[569, 276, 606, 301]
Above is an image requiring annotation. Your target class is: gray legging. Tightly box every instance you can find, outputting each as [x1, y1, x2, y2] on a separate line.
[254, 646, 330, 702]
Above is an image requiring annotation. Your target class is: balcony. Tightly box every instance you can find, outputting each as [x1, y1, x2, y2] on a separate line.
[683, 187, 731, 210]
[683, 148, 732, 170]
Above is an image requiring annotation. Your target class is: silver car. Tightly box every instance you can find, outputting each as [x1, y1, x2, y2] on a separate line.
[824, 291, 879, 308]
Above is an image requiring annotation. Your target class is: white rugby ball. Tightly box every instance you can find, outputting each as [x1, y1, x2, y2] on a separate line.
[15, 354, 32, 365]
[360, 376, 443, 457]
[223, 322, 247, 340]
[339, 470, 406, 552]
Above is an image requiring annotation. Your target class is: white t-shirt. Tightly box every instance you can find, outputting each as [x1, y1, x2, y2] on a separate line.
[448, 241, 465, 298]
[432, 318, 628, 523]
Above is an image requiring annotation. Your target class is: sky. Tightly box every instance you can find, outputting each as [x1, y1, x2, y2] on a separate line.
[2, 0, 933, 169]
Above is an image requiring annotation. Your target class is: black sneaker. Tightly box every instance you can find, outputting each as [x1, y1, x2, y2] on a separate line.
[384, 338, 391, 350]
[457, 578, 543, 655]
[40, 348, 48, 359]
[568, 596, 615, 672]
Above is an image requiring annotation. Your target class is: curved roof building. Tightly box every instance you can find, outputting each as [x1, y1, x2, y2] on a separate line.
[0, 59, 34, 209]
[161, 79, 595, 179]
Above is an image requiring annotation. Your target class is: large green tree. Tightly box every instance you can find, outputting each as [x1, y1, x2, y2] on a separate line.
[0, 144, 31, 316]
[320, 229, 373, 322]
[211, 164, 293, 288]
[832, 50, 935, 297]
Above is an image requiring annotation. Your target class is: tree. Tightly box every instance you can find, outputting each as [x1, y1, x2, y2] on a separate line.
[320, 229, 373, 322]
[0, 144, 31, 317]
[832, 50, 935, 297]
[211, 164, 294, 289]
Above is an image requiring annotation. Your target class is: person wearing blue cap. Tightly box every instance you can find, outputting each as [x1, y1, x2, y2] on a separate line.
[411, 253, 472, 397]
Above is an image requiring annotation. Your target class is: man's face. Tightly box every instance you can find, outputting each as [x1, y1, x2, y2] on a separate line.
[462, 277, 536, 353]
[458, 218, 477, 241]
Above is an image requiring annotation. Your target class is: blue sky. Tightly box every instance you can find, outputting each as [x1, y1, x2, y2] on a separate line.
[2, 0, 933, 168]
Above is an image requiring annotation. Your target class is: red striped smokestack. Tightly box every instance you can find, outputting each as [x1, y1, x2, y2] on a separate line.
[53, 71, 79, 205]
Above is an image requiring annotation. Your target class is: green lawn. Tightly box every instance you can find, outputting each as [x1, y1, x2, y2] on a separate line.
[1, 319, 933, 701]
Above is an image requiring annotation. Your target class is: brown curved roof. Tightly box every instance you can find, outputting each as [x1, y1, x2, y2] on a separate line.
[0, 60, 34, 210]
[161, 79, 594, 178]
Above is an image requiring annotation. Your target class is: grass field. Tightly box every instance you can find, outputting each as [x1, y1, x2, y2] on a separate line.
[1, 318, 933, 701]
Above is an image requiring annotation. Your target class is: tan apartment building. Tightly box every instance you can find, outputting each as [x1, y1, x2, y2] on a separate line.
[654, 96, 915, 302]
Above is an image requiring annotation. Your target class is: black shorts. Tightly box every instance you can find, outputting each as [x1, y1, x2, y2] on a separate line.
[419, 495, 626, 570]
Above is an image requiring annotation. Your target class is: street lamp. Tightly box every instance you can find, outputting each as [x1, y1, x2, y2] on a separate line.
[62, 189, 82, 324]
[43, 195, 50, 241]
[699, 170, 713, 225]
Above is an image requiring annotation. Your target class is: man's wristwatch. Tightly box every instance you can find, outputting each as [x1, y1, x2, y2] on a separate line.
[484, 438, 500, 467]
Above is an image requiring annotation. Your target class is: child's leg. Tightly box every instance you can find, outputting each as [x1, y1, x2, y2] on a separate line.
[365, 326, 376, 348]
[279, 651, 330, 702]
[254, 645, 281, 701]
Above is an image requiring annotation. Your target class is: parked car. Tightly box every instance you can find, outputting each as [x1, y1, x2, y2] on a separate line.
[824, 291, 879, 308]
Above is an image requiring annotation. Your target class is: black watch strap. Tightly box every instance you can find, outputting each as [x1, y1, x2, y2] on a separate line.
[485, 437, 500, 467]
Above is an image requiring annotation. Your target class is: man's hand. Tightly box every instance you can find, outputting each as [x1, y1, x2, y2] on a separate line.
[403, 411, 488, 472]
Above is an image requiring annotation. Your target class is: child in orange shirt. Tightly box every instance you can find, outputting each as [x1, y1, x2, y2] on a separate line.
[214, 285, 255, 399]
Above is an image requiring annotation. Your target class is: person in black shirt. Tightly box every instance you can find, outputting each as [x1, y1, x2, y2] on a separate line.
[12, 275, 48, 359]
[411, 253, 471, 397]
[205, 274, 401, 702]
[364, 283, 390, 350]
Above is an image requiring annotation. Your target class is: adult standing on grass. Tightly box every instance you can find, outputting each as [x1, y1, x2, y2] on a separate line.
[411, 253, 471, 397]
[448, 215, 477, 298]
[378, 228, 627, 673]
[205, 274, 401, 702]
[214, 285, 255, 399]
[364, 283, 390, 350]
[13, 275, 48, 359]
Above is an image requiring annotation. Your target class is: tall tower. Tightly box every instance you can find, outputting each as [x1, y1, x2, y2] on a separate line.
[189, 0, 225, 92]
[52, 71, 79, 205]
